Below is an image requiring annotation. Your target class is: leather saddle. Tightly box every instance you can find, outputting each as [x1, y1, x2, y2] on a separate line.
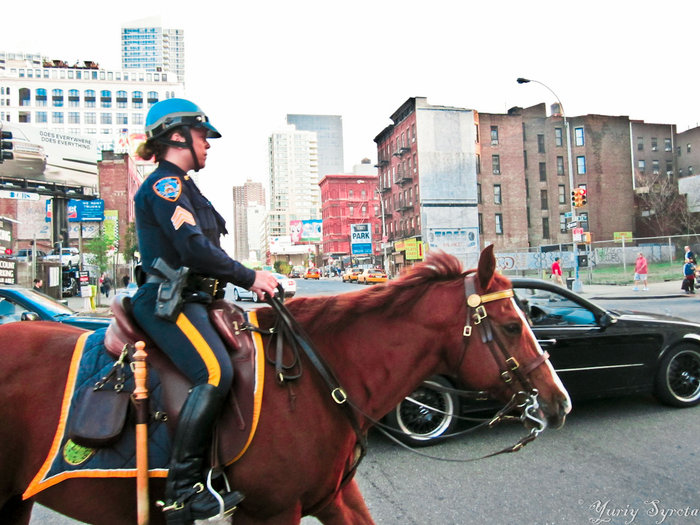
[103, 294, 263, 465]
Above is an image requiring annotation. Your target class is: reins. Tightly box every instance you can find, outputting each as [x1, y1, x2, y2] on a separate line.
[247, 274, 552, 465]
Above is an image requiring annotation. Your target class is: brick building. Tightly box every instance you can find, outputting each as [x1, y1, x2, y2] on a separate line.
[96, 151, 142, 249]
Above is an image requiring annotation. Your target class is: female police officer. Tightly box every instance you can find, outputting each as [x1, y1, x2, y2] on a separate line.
[133, 98, 277, 524]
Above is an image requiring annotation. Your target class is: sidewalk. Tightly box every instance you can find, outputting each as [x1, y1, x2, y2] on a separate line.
[574, 279, 689, 300]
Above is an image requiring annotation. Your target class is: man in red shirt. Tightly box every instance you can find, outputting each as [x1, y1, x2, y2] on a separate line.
[551, 257, 564, 286]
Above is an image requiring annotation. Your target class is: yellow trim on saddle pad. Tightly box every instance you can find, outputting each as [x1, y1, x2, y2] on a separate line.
[227, 309, 266, 464]
[23, 333, 168, 500]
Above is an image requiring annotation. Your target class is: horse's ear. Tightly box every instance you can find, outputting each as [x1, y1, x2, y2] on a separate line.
[477, 244, 496, 290]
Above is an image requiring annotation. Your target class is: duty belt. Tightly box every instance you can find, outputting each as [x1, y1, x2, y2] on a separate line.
[146, 273, 220, 296]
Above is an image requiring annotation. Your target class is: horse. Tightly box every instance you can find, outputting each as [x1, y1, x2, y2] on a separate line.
[0, 245, 570, 524]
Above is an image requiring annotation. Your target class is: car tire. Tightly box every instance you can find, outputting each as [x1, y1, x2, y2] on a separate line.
[383, 376, 460, 447]
[233, 289, 241, 301]
[654, 344, 700, 407]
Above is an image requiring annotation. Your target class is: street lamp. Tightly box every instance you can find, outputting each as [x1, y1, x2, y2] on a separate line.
[517, 77, 582, 292]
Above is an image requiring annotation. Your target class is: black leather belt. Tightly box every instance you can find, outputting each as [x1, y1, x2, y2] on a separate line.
[146, 273, 220, 296]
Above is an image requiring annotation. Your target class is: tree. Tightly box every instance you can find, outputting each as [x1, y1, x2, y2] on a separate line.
[635, 171, 700, 236]
[122, 222, 139, 261]
[84, 230, 111, 274]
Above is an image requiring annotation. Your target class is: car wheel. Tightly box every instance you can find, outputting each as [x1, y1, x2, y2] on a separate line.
[655, 344, 700, 407]
[383, 376, 460, 447]
[233, 289, 241, 301]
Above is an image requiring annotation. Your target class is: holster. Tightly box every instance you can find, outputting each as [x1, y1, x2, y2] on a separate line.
[152, 258, 190, 322]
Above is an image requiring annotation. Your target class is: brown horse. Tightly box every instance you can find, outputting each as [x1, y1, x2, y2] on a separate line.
[0, 245, 570, 524]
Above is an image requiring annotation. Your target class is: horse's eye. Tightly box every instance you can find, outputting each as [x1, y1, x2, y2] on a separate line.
[503, 322, 521, 336]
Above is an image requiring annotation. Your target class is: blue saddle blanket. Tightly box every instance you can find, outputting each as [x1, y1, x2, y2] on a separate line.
[24, 328, 171, 499]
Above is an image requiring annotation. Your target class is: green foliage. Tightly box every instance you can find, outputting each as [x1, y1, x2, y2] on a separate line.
[84, 231, 111, 273]
[122, 222, 138, 261]
[274, 260, 291, 275]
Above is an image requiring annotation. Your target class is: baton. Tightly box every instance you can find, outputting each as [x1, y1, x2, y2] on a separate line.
[132, 341, 150, 525]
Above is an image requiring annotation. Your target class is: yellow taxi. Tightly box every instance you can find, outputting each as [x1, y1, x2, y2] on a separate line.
[303, 267, 321, 280]
[342, 268, 363, 283]
[357, 268, 388, 285]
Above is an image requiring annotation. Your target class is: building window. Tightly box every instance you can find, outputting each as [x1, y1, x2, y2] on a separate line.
[116, 90, 128, 108]
[490, 126, 499, 145]
[574, 127, 584, 146]
[666, 160, 673, 175]
[84, 89, 96, 108]
[559, 213, 567, 233]
[495, 213, 503, 235]
[492, 155, 500, 174]
[555, 127, 563, 147]
[665, 138, 672, 152]
[577, 156, 587, 174]
[84, 112, 96, 124]
[132, 91, 143, 109]
[52, 89, 63, 107]
[537, 134, 545, 153]
[100, 113, 112, 125]
[476, 154, 481, 175]
[36, 88, 47, 107]
[688, 143, 692, 153]
[475, 124, 479, 143]
[689, 166, 694, 175]
[557, 156, 565, 176]
[68, 89, 80, 107]
[651, 137, 658, 151]
[638, 159, 645, 174]
[19, 88, 31, 107]
[652, 159, 660, 174]
[637, 137, 644, 151]
[542, 217, 550, 239]
[100, 90, 112, 108]
[52, 111, 64, 124]
[540, 189, 548, 210]
[558, 184, 566, 204]
[477, 183, 482, 204]
[494, 184, 502, 204]
[539, 162, 547, 182]
[478, 213, 483, 234]
[68, 112, 80, 124]
[116, 113, 128, 125]
[36, 111, 47, 123]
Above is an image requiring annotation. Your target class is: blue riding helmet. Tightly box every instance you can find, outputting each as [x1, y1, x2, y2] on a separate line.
[145, 98, 221, 141]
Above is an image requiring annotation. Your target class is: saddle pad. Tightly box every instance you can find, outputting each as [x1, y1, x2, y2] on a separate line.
[23, 328, 171, 499]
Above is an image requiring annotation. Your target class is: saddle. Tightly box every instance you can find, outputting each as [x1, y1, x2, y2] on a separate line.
[101, 294, 262, 464]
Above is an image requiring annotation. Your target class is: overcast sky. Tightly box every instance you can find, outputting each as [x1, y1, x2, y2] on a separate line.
[3, 0, 700, 245]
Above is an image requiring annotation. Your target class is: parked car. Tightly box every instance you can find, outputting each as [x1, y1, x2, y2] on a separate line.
[13, 248, 47, 262]
[357, 268, 388, 285]
[288, 267, 302, 279]
[0, 286, 109, 330]
[44, 247, 80, 267]
[387, 277, 700, 446]
[342, 268, 363, 283]
[230, 272, 296, 302]
[304, 268, 321, 280]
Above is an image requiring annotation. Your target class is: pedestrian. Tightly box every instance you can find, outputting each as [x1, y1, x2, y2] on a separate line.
[682, 258, 696, 294]
[132, 98, 278, 523]
[633, 252, 649, 291]
[685, 245, 697, 264]
[33, 278, 43, 291]
[99, 272, 112, 298]
[551, 257, 564, 286]
[121, 274, 130, 289]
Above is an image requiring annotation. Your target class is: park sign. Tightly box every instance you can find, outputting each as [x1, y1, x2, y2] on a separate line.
[350, 223, 372, 255]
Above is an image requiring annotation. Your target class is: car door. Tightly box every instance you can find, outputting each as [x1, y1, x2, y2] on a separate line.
[516, 286, 655, 397]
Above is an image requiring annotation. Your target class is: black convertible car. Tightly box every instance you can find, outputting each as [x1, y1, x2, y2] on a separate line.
[387, 278, 700, 446]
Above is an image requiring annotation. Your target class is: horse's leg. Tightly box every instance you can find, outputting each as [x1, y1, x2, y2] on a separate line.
[0, 495, 33, 525]
[312, 479, 375, 525]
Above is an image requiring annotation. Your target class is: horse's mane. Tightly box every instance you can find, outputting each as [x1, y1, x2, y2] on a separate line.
[283, 251, 467, 329]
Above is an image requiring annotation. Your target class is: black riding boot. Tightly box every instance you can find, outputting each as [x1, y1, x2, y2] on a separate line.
[160, 384, 244, 525]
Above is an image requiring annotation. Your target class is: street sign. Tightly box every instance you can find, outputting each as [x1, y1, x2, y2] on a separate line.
[566, 222, 578, 230]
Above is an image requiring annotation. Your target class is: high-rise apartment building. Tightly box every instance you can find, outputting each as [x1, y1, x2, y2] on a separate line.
[232, 179, 265, 261]
[121, 18, 185, 82]
[0, 51, 184, 152]
[286, 114, 344, 179]
[267, 125, 319, 239]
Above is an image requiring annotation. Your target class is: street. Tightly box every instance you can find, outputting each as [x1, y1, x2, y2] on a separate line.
[31, 279, 700, 524]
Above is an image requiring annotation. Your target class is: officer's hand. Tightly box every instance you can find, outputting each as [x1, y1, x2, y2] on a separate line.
[250, 270, 278, 301]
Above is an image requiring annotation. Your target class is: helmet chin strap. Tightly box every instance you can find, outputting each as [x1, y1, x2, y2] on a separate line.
[157, 126, 201, 172]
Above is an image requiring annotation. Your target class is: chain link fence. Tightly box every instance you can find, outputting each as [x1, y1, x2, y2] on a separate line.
[495, 234, 700, 285]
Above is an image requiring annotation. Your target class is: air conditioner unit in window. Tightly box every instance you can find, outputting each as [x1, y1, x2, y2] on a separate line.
[493, 169, 500, 174]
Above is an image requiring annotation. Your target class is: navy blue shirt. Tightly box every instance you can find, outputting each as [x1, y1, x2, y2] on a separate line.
[134, 160, 256, 288]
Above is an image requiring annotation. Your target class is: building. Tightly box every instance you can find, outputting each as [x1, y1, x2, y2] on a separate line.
[0, 51, 184, 152]
[121, 17, 185, 82]
[286, 114, 344, 179]
[319, 165, 380, 267]
[232, 179, 265, 261]
[677, 127, 700, 213]
[374, 97, 479, 272]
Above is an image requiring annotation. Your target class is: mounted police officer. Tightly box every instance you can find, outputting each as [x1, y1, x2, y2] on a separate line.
[133, 98, 277, 524]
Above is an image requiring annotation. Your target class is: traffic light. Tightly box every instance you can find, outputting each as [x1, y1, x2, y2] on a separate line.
[579, 188, 587, 206]
[571, 187, 588, 208]
[0, 129, 13, 164]
[571, 189, 578, 207]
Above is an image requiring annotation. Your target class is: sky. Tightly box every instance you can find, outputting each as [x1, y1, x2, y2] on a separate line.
[3, 0, 700, 247]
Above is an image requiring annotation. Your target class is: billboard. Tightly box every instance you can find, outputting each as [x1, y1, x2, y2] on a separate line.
[0, 123, 98, 190]
[290, 219, 323, 243]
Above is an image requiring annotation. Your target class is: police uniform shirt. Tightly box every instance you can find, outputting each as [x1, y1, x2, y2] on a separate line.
[134, 160, 256, 288]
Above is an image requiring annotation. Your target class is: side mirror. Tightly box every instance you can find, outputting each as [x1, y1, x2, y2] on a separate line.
[21, 311, 40, 321]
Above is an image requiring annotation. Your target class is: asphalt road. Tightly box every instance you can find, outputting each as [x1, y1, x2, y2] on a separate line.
[29, 280, 700, 524]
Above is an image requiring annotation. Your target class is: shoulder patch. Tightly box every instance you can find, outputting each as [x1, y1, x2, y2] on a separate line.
[153, 177, 182, 202]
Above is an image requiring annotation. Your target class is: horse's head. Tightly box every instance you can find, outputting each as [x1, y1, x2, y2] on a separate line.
[450, 245, 571, 429]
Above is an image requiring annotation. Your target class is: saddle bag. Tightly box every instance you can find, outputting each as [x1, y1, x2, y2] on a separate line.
[68, 350, 132, 448]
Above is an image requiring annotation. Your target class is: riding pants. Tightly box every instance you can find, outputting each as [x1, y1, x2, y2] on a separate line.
[131, 283, 233, 396]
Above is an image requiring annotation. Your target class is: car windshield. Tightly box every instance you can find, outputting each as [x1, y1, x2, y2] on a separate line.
[20, 289, 76, 316]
